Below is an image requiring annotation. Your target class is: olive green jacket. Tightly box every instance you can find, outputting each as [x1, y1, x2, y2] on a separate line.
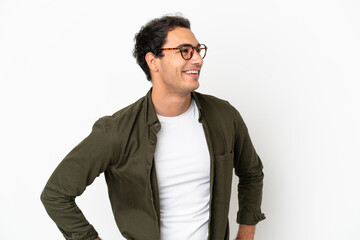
[41, 89, 265, 240]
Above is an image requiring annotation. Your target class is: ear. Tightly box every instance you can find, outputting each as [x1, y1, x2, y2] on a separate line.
[145, 52, 159, 72]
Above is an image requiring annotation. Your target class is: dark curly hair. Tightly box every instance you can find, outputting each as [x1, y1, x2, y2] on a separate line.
[133, 15, 191, 81]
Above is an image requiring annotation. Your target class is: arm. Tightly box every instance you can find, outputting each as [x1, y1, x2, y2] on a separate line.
[233, 108, 265, 226]
[41, 118, 114, 240]
[235, 224, 256, 240]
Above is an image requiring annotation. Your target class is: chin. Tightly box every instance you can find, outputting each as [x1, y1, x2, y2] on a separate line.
[187, 82, 200, 92]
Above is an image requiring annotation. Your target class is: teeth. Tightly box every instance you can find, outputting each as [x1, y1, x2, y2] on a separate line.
[184, 70, 199, 74]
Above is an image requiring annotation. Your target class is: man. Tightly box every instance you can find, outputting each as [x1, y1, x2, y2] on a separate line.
[41, 15, 265, 240]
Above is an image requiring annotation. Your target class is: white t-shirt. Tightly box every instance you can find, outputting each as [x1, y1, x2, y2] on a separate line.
[154, 99, 211, 240]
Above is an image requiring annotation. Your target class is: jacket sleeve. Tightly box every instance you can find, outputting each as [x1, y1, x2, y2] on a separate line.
[233, 109, 266, 225]
[40, 117, 114, 240]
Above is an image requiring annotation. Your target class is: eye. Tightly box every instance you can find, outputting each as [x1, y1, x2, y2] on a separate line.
[181, 48, 190, 53]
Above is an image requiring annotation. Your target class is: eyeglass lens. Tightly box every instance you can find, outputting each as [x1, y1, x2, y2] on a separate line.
[181, 45, 206, 60]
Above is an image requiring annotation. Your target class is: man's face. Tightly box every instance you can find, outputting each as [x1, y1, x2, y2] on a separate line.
[156, 27, 204, 95]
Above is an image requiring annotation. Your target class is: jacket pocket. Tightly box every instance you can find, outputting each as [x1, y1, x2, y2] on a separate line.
[213, 152, 234, 204]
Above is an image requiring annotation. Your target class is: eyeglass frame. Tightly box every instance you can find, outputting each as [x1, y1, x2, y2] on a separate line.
[158, 43, 207, 60]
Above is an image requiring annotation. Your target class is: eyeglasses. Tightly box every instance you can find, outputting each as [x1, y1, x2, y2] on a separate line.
[159, 44, 207, 60]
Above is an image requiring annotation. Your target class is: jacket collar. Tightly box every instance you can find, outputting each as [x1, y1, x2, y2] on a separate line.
[144, 88, 159, 126]
[144, 88, 204, 125]
[191, 91, 204, 122]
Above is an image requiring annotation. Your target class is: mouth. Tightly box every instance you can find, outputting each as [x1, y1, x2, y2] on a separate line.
[182, 69, 200, 78]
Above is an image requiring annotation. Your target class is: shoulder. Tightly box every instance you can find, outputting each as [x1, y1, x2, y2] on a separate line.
[94, 96, 146, 129]
[193, 91, 229, 105]
[111, 96, 146, 119]
[193, 91, 240, 117]
[193, 91, 247, 130]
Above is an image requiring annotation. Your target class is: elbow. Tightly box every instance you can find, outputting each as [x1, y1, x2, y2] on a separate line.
[40, 187, 49, 206]
[238, 170, 264, 186]
[40, 186, 59, 208]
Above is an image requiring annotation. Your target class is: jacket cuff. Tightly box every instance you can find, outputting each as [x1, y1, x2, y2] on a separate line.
[236, 210, 266, 225]
[61, 224, 98, 240]
[71, 231, 98, 240]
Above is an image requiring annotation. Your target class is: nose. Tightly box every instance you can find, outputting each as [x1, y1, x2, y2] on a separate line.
[190, 49, 203, 65]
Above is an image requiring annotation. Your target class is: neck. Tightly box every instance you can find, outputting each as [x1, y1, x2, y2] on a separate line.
[151, 87, 192, 117]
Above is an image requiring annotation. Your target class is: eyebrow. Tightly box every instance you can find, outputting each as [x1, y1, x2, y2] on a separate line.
[176, 43, 201, 48]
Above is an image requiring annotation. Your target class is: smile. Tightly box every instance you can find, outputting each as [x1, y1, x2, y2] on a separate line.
[183, 70, 199, 74]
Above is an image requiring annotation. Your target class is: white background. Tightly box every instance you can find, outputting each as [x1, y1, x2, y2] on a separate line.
[1, 0, 359, 239]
